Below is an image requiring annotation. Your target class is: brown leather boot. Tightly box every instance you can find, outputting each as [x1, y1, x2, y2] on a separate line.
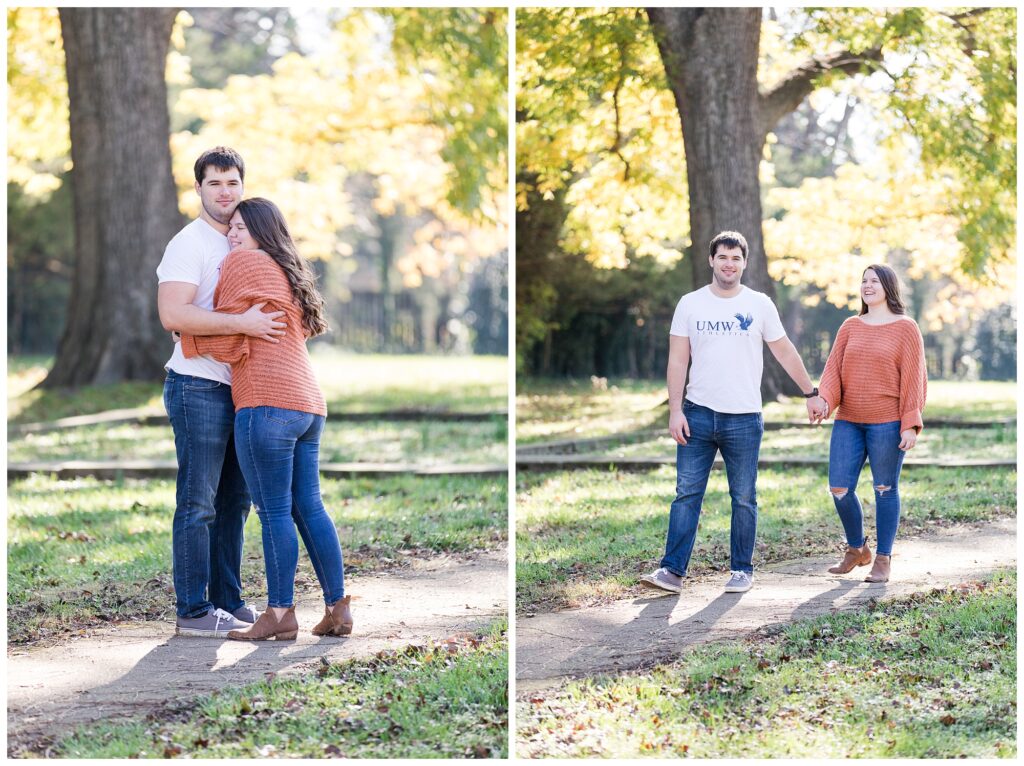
[827, 543, 873, 574]
[227, 607, 298, 641]
[865, 554, 891, 583]
[311, 596, 353, 636]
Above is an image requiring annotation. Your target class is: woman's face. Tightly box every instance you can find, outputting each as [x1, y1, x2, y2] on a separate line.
[861, 269, 887, 308]
[227, 211, 259, 251]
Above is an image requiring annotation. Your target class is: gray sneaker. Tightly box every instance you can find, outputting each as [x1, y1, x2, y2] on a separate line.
[724, 570, 753, 593]
[176, 608, 249, 638]
[640, 567, 683, 594]
[232, 605, 261, 624]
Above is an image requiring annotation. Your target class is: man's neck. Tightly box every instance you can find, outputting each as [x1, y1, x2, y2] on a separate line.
[708, 281, 742, 299]
[198, 210, 229, 236]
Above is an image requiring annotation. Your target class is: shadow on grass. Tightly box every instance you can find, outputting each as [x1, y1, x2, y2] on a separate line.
[11, 380, 164, 425]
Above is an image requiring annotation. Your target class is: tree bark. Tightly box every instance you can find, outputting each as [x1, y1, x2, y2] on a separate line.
[46, 8, 183, 387]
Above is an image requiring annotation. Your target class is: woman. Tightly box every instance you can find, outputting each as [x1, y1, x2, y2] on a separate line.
[817, 264, 927, 583]
[181, 197, 352, 640]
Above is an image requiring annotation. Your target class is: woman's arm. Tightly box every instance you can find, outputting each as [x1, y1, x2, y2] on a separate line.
[817, 320, 850, 416]
[898, 321, 928, 435]
[180, 254, 280, 363]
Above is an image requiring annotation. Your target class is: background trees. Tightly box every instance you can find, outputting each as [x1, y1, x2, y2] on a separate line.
[7, 7, 508, 385]
[516, 7, 1016, 387]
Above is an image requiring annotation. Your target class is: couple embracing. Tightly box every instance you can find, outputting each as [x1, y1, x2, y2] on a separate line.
[641, 231, 927, 595]
[157, 147, 351, 641]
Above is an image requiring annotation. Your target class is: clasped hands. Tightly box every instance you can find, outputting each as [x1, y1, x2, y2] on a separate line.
[806, 395, 829, 424]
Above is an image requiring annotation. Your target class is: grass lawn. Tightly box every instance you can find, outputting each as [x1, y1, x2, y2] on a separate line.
[8, 351, 508, 424]
[588, 423, 1016, 462]
[516, 466, 1015, 612]
[516, 379, 1016, 445]
[9, 418, 508, 466]
[50, 619, 508, 759]
[518, 572, 1015, 758]
[8, 473, 507, 644]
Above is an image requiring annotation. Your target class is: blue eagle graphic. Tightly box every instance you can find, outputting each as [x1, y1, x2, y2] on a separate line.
[734, 313, 754, 331]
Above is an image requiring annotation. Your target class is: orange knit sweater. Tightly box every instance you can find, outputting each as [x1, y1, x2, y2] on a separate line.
[180, 249, 326, 416]
[818, 316, 927, 433]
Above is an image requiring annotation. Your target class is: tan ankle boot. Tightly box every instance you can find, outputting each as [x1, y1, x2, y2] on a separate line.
[228, 607, 298, 641]
[828, 543, 873, 574]
[864, 554, 891, 583]
[311, 595, 353, 636]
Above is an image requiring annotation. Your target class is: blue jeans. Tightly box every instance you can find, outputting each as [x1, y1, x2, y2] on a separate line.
[234, 407, 345, 608]
[164, 371, 251, 618]
[661, 400, 764, 576]
[829, 419, 906, 556]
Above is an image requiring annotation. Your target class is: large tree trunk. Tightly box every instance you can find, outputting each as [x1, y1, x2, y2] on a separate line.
[646, 7, 795, 399]
[46, 8, 183, 387]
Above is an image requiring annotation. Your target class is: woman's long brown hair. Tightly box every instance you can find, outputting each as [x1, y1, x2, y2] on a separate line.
[236, 198, 329, 337]
[859, 263, 906, 316]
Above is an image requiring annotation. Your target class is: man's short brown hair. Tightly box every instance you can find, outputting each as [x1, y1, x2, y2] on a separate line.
[709, 231, 748, 259]
[194, 146, 245, 184]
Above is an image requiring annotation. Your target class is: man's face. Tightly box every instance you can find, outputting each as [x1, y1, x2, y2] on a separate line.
[195, 166, 243, 226]
[709, 245, 746, 289]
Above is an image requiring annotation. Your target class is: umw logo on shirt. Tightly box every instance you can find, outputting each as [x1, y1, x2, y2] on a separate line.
[696, 313, 755, 335]
[734, 312, 754, 331]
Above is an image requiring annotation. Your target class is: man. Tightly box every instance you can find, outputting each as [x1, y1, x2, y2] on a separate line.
[157, 146, 287, 636]
[641, 231, 826, 595]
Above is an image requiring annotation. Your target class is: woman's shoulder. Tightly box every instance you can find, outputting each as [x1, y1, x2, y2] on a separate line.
[224, 248, 273, 265]
[222, 249, 282, 276]
[889, 315, 922, 335]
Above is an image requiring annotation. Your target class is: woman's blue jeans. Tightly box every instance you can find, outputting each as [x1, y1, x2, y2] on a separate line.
[234, 407, 345, 608]
[828, 419, 907, 556]
[661, 400, 764, 576]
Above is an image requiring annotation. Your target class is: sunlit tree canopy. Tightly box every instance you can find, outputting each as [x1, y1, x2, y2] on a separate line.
[7, 7, 70, 195]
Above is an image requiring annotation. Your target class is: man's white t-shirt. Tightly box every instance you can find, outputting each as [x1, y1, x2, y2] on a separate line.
[670, 285, 786, 413]
[156, 218, 233, 385]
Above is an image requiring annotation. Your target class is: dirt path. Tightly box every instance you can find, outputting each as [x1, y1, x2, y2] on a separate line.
[516, 518, 1016, 693]
[8, 551, 507, 755]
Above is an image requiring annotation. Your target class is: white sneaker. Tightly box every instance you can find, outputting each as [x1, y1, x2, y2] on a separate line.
[175, 607, 249, 637]
[640, 567, 684, 594]
[724, 570, 753, 593]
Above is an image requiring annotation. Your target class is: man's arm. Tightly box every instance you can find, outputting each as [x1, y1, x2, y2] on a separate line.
[158, 282, 286, 342]
[667, 335, 691, 445]
[766, 335, 827, 422]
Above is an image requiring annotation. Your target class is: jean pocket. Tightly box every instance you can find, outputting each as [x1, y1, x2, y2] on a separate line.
[184, 378, 222, 391]
[264, 407, 305, 426]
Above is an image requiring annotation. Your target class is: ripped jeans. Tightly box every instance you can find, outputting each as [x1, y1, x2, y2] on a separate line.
[828, 419, 907, 556]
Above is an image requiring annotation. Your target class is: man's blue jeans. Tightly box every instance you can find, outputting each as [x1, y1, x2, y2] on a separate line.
[234, 407, 345, 608]
[661, 400, 763, 576]
[164, 370, 250, 618]
[828, 419, 906, 556]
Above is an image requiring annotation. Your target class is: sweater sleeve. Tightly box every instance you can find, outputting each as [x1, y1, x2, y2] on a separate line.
[898, 321, 928, 433]
[180, 252, 285, 363]
[818, 320, 850, 416]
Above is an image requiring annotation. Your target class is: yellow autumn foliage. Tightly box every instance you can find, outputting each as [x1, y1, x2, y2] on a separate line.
[765, 142, 1015, 332]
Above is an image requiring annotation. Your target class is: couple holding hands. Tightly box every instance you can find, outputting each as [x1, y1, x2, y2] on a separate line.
[642, 231, 927, 595]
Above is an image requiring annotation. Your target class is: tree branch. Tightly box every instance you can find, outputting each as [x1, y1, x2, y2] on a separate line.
[759, 47, 882, 137]
[943, 9, 992, 23]
[610, 37, 632, 181]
